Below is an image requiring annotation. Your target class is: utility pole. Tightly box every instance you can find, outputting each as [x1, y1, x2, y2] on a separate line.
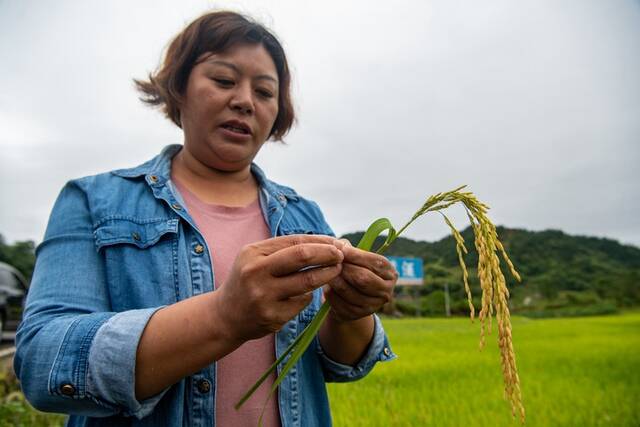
[444, 283, 451, 317]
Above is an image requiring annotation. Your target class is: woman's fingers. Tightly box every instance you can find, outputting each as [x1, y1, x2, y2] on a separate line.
[336, 242, 397, 281]
[252, 234, 338, 257]
[340, 263, 393, 300]
[321, 242, 398, 321]
[325, 272, 388, 321]
[267, 242, 344, 277]
[276, 264, 343, 299]
[326, 274, 383, 308]
[324, 287, 378, 322]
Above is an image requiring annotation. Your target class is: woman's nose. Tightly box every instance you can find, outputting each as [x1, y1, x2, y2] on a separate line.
[229, 84, 254, 115]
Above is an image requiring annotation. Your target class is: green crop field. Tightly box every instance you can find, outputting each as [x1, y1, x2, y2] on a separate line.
[327, 312, 640, 427]
[2, 313, 638, 426]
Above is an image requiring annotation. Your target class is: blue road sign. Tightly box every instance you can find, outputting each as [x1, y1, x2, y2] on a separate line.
[386, 256, 424, 286]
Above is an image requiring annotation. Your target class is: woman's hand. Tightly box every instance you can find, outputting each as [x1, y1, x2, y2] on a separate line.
[136, 234, 342, 400]
[324, 239, 398, 322]
[214, 234, 344, 343]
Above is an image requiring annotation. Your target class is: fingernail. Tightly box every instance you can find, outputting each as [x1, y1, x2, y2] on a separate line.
[333, 240, 346, 250]
[340, 238, 352, 247]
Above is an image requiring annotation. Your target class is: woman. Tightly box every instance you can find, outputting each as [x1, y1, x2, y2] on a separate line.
[15, 11, 397, 427]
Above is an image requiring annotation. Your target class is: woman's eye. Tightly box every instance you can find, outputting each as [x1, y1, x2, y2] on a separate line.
[256, 89, 274, 98]
[214, 78, 234, 87]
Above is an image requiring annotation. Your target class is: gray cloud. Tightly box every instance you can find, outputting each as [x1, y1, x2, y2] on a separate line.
[1, 0, 639, 247]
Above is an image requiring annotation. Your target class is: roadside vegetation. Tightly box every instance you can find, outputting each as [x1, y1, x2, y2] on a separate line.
[0, 364, 65, 426]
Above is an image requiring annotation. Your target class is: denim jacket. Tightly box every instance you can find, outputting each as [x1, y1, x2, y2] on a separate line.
[15, 145, 395, 427]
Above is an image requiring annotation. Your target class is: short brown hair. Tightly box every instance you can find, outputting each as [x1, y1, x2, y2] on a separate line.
[135, 11, 295, 141]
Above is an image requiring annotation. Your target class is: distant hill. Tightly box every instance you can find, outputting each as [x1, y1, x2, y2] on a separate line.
[3, 228, 639, 318]
[341, 227, 640, 317]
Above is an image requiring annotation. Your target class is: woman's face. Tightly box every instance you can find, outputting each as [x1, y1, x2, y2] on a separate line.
[180, 43, 280, 172]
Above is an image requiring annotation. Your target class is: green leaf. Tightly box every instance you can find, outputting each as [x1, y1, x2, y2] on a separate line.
[356, 217, 397, 252]
[256, 303, 332, 425]
[233, 321, 307, 410]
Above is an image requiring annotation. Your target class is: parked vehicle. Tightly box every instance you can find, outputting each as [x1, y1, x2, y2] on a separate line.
[0, 261, 28, 338]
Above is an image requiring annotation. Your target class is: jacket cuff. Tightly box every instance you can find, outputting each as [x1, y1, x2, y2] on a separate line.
[48, 313, 114, 404]
[317, 314, 396, 383]
[85, 307, 168, 418]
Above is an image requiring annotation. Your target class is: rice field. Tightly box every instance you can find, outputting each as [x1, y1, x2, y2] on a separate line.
[327, 312, 640, 427]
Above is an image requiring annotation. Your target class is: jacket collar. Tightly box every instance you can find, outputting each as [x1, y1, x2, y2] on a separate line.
[112, 144, 179, 180]
[111, 144, 298, 204]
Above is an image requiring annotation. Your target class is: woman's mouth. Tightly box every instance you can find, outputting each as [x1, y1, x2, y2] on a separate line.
[221, 124, 250, 134]
[219, 120, 252, 136]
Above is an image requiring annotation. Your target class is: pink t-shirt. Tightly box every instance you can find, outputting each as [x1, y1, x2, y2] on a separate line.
[173, 179, 281, 427]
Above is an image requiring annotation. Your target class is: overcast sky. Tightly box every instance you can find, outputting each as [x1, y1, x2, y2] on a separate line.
[1, 0, 639, 247]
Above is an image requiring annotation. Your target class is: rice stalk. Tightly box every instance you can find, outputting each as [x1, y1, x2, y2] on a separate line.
[237, 186, 525, 423]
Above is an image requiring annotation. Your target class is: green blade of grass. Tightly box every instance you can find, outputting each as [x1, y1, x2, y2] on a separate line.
[234, 318, 309, 410]
[356, 217, 397, 252]
[255, 303, 332, 425]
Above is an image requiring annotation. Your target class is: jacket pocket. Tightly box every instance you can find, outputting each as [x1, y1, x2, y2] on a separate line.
[95, 217, 179, 249]
[94, 217, 181, 309]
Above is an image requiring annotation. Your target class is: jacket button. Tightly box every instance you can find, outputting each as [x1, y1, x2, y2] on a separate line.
[132, 232, 141, 241]
[194, 244, 204, 254]
[383, 347, 391, 357]
[149, 175, 158, 183]
[196, 379, 211, 394]
[60, 384, 76, 396]
[172, 203, 182, 211]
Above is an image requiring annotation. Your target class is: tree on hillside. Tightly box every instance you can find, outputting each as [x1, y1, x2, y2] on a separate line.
[0, 233, 37, 282]
[341, 226, 640, 315]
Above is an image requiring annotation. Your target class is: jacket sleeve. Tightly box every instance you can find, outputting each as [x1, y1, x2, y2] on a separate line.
[14, 180, 168, 418]
[316, 314, 396, 382]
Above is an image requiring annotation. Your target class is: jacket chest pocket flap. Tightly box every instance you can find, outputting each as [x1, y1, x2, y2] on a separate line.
[94, 217, 180, 250]
[93, 218, 181, 308]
